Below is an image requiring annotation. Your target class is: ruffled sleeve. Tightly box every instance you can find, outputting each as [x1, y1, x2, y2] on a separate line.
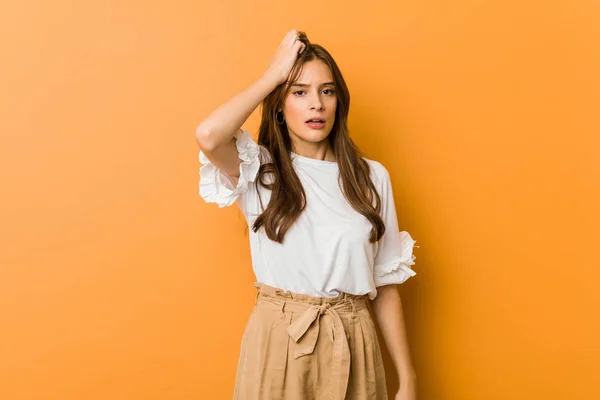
[198, 128, 261, 208]
[371, 163, 419, 287]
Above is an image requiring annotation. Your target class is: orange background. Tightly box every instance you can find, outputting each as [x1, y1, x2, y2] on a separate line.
[1, 1, 599, 399]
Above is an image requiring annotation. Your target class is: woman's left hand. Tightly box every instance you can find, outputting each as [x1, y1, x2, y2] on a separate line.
[395, 381, 417, 400]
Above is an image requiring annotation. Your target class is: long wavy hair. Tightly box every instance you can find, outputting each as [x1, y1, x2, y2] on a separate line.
[251, 31, 385, 244]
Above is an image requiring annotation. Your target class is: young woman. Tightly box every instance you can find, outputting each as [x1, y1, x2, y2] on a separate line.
[196, 30, 418, 400]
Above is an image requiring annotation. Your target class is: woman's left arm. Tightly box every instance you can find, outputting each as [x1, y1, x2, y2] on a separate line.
[370, 284, 417, 393]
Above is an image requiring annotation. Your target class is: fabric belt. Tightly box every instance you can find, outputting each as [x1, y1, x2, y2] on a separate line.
[286, 301, 355, 400]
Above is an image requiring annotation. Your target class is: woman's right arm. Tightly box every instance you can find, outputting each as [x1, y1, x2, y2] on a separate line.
[195, 76, 279, 180]
[195, 29, 305, 182]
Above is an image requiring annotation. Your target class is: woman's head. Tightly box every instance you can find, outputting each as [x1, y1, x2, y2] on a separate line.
[260, 31, 350, 155]
[253, 32, 385, 245]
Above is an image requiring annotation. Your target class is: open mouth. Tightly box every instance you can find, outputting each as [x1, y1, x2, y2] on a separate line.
[305, 119, 326, 128]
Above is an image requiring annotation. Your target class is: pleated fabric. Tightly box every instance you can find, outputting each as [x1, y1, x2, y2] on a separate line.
[233, 282, 388, 400]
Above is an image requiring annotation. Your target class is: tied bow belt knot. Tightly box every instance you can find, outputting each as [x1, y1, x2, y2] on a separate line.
[286, 300, 359, 400]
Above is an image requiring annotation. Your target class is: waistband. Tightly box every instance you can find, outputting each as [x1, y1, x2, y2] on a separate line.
[254, 281, 368, 308]
[252, 282, 369, 400]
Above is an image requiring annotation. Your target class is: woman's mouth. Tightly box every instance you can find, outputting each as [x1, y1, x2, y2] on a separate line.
[305, 119, 326, 129]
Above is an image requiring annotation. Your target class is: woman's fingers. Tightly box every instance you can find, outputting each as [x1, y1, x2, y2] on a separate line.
[264, 29, 303, 84]
[285, 30, 298, 47]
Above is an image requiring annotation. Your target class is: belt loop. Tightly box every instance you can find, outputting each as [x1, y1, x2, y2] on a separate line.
[255, 289, 260, 305]
[280, 300, 287, 319]
[350, 298, 357, 319]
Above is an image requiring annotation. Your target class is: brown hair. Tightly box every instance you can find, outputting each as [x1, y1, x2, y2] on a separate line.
[251, 31, 385, 244]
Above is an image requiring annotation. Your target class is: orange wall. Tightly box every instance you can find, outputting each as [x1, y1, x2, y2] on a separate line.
[1, 1, 599, 399]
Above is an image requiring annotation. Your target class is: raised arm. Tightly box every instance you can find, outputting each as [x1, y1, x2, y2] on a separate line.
[195, 29, 306, 183]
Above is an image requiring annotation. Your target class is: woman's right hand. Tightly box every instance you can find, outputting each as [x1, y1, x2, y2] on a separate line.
[263, 30, 306, 86]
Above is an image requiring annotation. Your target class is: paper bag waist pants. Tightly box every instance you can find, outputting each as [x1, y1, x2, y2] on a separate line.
[233, 281, 388, 400]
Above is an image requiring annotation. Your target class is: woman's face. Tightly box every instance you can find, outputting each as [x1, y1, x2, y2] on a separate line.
[281, 59, 337, 150]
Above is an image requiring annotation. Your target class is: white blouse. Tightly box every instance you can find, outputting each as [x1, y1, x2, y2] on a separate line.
[198, 128, 418, 300]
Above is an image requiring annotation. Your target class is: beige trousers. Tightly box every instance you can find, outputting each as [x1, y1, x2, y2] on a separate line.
[233, 282, 388, 400]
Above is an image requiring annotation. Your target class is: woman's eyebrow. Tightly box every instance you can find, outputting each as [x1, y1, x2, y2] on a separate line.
[291, 81, 336, 87]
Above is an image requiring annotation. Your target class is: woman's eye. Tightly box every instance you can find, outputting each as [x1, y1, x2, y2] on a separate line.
[293, 89, 335, 95]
